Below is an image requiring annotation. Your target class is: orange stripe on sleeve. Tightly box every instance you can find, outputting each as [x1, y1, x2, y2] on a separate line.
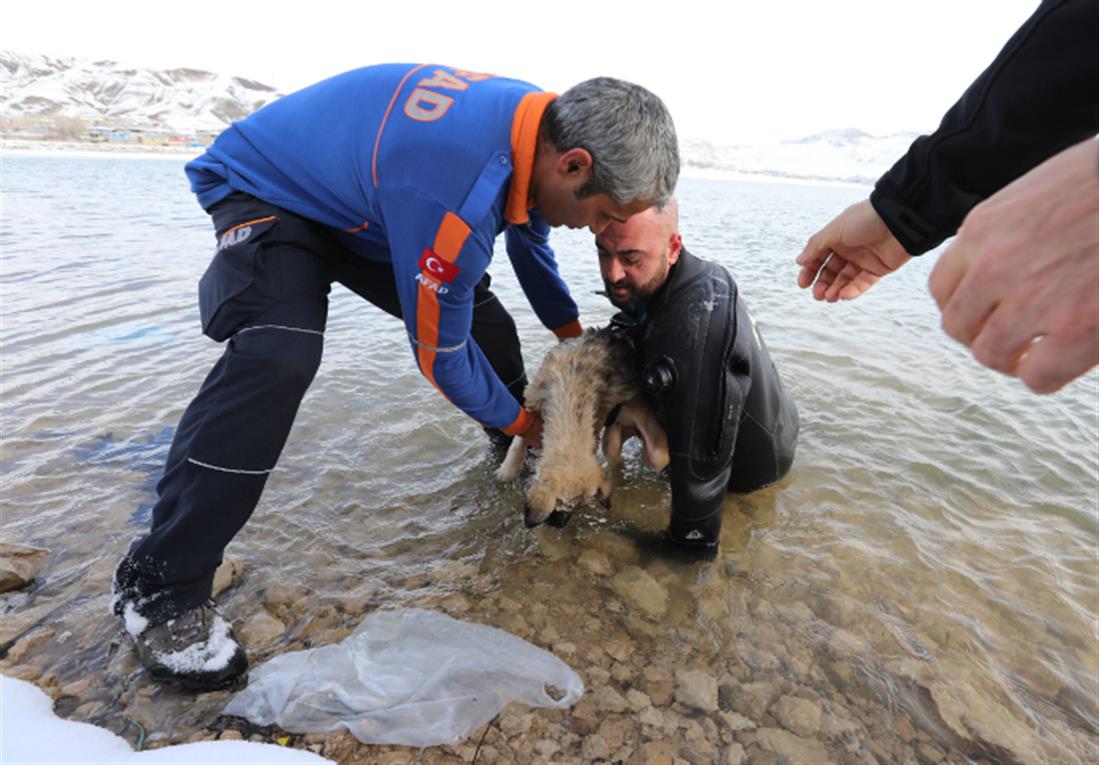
[372, 63, 430, 188]
[501, 407, 534, 437]
[415, 279, 441, 389]
[415, 212, 473, 392]
[552, 319, 583, 340]
[433, 212, 471, 262]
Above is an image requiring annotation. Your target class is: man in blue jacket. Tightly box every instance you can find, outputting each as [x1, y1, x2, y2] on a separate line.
[111, 64, 680, 690]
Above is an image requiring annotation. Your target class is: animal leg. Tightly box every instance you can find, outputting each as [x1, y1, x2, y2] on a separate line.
[618, 398, 670, 471]
[495, 434, 528, 481]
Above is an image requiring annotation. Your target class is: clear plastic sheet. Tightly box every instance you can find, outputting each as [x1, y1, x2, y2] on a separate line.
[224, 608, 584, 747]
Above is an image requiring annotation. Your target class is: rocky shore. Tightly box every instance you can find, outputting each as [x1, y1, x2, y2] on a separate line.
[2, 531, 1054, 765]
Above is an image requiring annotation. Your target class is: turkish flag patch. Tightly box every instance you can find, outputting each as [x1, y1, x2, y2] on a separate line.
[418, 248, 461, 283]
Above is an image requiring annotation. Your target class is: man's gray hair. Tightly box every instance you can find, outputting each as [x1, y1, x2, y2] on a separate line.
[541, 77, 679, 206]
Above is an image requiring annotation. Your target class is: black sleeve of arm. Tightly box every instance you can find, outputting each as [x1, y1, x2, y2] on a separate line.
[647, 278, 748, 548]
[871, 0, 1099, 255]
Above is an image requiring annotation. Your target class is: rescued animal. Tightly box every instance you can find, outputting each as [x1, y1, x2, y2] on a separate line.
[495, 328, 669, 526]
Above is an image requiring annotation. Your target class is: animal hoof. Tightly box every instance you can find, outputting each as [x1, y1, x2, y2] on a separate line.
[545, 509, 572, 528]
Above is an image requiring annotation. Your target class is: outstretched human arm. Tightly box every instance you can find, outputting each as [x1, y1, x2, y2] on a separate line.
[795, 200, 911, 301]
[798, 0, 1098, 301]
[506, 211, 583, 339]
[929, 138, 1099, 394]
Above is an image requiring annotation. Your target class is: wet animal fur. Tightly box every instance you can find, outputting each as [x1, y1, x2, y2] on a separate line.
[495, 329, 669, 526]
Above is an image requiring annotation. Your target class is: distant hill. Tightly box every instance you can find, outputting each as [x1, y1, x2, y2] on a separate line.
[1, 51, 922, 182]
[1, 51, 283, 139]
[682, 130, 922, 185]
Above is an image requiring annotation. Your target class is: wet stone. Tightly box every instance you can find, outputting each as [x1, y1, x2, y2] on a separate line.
[770, 694, 823, 737]
[498, 709, 534, 738]
[675, 668, 719, 712]
[642, 666, 676, 706]
[895, 713, 918, 742]
[578, 549, 614, 576]
[587, 667, 611, 686]
[441, 593, 470, 614]
[581, 734, 610, 761]
[211, 558, 244, 598]
[918, 742, 945, 763]
[639, 706, 664, 727]
[0, 543, 49, 593]
[730, 680, 779, 719]
[596, 716, 634, 749]
[718, 711, 756, 732]
[610, 566, 668, 617]
[6, 628, 54, 663]
[625, 688, 651, 712]
[239, 611, 286, 646]
[604, 636, 633, 662]
[755, 726, 830, 763]
[592, 685, 629, 713]
[724, 742, 747, 765]
[640, 741, 677, 765]
[534, 738, 560, 758]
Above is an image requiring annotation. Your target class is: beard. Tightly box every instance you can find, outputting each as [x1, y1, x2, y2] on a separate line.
[603, 253, 670, 314]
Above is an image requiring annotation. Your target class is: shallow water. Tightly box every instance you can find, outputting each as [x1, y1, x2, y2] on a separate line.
[2, 154, 1097, 763]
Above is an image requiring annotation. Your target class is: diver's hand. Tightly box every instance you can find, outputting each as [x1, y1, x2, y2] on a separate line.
[797, 200, 912, 301]
[929, 138, 1099, 394]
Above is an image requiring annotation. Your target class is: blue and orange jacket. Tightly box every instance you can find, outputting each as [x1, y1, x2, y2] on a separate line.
[185, 64, 582, 436]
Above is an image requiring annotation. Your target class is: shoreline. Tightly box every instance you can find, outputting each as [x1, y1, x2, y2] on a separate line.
[2, 139, 204, 161]
[1, 139, 871, 188]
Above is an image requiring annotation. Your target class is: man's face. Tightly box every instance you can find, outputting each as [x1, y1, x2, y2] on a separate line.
[530, 145, 652, 234]
[538, 187, 651, 235]
[596, 212, 682, 313]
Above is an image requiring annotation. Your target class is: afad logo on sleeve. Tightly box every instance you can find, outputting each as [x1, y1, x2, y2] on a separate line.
[418, 248, 461, 283]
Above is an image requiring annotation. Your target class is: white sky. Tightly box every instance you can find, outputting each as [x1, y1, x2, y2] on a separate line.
[2, 0, 1040, 144]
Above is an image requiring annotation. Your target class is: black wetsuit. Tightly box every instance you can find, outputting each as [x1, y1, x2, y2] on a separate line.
[613, 249, 798, 551]
[870, 0, 1099, 255]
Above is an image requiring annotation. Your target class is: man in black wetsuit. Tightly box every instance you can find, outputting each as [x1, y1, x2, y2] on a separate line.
[596, 201, 798, 556]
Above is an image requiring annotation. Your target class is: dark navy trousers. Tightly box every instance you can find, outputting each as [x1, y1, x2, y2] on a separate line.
[113, 193, 527, 624]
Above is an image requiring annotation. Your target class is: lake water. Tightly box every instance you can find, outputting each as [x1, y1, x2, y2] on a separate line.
[1, 153, 1096, 763]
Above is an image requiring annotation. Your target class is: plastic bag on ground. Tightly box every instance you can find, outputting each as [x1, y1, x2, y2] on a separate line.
[224, 608, 584, 747]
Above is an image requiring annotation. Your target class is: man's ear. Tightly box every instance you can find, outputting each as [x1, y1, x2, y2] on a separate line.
[556, 147, 594, 180]
[668, 233, 683, 265]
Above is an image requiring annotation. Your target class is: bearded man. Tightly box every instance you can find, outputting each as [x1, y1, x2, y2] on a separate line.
[595, 201, 798, 557]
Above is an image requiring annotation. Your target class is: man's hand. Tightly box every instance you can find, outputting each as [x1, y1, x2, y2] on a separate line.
[796, 200, 913, 301]
[929, 138, 1099, 394]
[521, 411, 544, 450]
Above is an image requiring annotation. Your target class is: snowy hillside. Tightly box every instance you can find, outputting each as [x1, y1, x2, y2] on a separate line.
[682, 129, 921, 185]
[1, 51, 283, 135]
[1, 50, 923, 182]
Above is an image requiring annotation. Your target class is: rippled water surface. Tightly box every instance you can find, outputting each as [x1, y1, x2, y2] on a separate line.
[2, 154, 1097, 763]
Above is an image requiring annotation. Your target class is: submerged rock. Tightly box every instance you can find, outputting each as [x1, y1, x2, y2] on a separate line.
[755, 727, 830, 763]
[610, 566, 667, 617]
[239, 611, 286, 647]
[211, 558, 244, 598]
[0, 544, 49, 593]
[770, 694, 823, 737]
[675, 669, 719, 712]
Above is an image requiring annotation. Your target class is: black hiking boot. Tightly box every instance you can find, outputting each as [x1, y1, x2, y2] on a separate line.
[122, 600, 248, 691]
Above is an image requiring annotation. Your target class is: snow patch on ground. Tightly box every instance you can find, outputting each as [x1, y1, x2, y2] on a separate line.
[0, 674, 334, 763]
